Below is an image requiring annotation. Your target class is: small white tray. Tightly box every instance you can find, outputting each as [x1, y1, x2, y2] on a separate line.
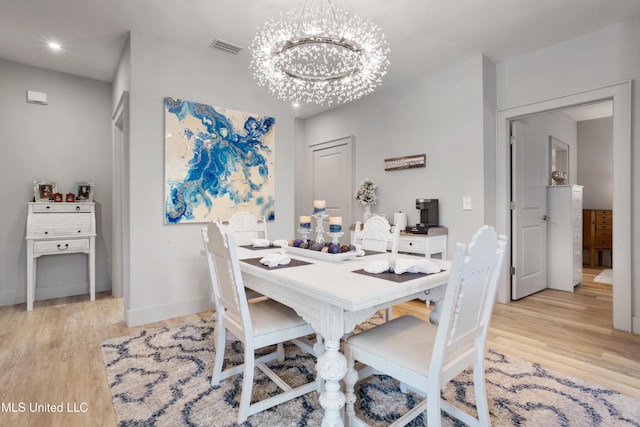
[285, 246, 357, 263]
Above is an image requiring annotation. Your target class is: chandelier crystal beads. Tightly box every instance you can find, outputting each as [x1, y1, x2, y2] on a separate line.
[249, 0, 390, 106]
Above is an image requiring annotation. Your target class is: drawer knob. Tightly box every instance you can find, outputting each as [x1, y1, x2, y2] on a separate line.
[76, 206, 80, 211]
[44, 231, 48, 235]
[78, 230, 81, 233]
[57, 243, 69, 251]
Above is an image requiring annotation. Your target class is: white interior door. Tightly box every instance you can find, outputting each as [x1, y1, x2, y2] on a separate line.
[310, 138, 353, 244]
[511, 121, 548, 300]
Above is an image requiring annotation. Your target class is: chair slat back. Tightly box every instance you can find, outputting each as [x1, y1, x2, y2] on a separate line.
[430, 226, 507, 375]
[353, 216, 399, 253]
[202, 226, 220, 306]
[220, 212, 268, 246]
[206, 221, 252, 337]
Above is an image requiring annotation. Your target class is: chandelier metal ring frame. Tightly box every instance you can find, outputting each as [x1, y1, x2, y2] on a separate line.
[249, 0, 390, 106]
[276, 37, 363, 82]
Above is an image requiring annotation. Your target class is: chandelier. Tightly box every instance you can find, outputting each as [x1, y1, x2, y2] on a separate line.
[249, 0, 390, 106]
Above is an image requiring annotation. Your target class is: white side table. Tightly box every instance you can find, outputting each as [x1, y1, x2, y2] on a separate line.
[25, 202, 96, 311]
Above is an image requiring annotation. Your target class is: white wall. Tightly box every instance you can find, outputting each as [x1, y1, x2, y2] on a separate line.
[578, 117, 613, 209]
[300, 55, 492, 254]
[497, 16, 639, 329]
[120, 32, 298, 326]
[0, 59, 112, 307]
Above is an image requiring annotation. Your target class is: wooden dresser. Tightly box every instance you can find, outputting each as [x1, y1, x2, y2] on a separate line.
[582, 209, 612, 267]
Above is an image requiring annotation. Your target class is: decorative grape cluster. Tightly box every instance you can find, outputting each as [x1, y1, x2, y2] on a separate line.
[290, 239, 355, 254]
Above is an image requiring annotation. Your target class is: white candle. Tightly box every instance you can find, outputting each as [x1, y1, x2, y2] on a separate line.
[329, 216, 342, 232]
[299, 215, 311, 228]
[313, 200, 326, 213]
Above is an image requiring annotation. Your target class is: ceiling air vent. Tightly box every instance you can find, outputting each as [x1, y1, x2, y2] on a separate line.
[209, 39, 242, 55]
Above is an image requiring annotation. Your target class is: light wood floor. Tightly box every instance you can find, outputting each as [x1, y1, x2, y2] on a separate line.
[1, 266, 639, 426]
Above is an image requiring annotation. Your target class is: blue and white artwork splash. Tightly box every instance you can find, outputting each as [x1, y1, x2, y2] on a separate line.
[164, 98, 275, 224]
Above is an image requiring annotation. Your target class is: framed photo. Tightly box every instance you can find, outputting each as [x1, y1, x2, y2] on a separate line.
[74, 182, 94, 202]
[33, 181, 57, 202]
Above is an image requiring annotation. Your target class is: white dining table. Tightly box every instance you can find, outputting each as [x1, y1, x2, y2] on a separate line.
[237, 246, 451, 427]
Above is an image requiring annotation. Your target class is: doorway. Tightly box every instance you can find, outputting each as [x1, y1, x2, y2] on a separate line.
[496, 82, 632, 332]
[510, 102, 613, 300]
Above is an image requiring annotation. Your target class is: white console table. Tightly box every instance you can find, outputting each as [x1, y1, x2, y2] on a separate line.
[25, 202, 96, 311]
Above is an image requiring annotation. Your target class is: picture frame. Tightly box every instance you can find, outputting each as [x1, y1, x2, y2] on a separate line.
[384, 154, 426, 171]
[33, 181, 57, 202]
[74, 182, 94, 202]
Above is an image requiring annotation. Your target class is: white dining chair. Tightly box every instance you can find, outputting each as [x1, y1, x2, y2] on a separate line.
[205, 221, 318, 424]
[219, 211, 268, 246]
[353, 215, 400, 320]
[344, 225, 507, 427]
[219, 212, 269, 299]
[353, 215, 400, 254]
[201, 226, 278, 345]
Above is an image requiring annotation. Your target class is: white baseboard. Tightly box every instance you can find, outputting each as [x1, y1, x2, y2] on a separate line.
[126, 296, 214, 327]
[0, 279, 111, 308]
[633, 315, 640, 335]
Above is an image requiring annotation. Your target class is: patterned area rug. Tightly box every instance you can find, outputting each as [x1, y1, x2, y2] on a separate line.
[101, 317, 640, 426]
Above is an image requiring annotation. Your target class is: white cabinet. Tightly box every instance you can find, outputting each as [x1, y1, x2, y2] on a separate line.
[547, 186, 583, 292]
[25, 202, 96, 311]
[397, 228, 448, 259]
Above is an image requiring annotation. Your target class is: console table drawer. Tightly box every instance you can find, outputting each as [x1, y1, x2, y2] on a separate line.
[398, 236, 426, 253]
[63, 203, 93, 212]
[29, 226, 93, 238]
[33, 238, 90, 254]
[32, 204, 65, 213]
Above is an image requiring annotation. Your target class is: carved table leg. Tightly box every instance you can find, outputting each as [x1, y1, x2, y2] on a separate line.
[316, 338, 347, 427]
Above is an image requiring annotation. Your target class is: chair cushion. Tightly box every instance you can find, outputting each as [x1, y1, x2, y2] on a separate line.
[249, 299, 311, 337]
[347, 315, 436, 376]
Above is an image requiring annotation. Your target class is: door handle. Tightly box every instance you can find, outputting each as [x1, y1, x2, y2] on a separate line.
[542, 215, 549, 221]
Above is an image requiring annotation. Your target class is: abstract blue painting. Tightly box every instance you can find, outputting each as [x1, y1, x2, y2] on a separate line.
[164, 98, 275, 224]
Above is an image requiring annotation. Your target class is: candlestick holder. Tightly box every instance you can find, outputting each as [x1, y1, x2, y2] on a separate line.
[297, 228, 311, 241]
[313, 214, 328, 244]
[328, 231, 344, 245]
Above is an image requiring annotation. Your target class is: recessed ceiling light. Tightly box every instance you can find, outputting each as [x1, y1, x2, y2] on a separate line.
[48, 41, 62, 51]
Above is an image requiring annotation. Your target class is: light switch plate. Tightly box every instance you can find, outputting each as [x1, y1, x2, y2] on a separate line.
[463, 196, 472, 210]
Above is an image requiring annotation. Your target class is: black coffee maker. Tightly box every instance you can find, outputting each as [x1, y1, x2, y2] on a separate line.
[410, 198, 439, 234]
